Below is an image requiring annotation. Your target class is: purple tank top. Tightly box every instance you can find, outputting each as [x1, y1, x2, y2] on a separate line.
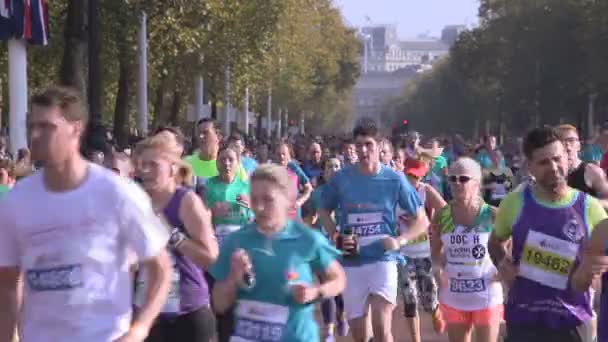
[163, 187, 210, 315]
[507, 186, 592, 328]
[600, 272, 608, 341]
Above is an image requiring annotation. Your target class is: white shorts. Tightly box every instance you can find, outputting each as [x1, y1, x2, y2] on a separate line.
[342, 261, 398, 320]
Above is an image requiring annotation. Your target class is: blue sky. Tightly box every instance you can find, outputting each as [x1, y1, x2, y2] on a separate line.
[333, 0, 480, 39]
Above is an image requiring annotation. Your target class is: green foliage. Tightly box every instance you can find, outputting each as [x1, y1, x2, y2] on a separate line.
[1, 0, 360, 134]
[387, 0, 606, 138]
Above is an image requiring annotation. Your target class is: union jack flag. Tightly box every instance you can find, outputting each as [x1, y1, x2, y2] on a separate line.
[0, 0, 49, 45]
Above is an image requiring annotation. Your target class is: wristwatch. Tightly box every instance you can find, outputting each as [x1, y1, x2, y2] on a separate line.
[169, 228, 187, 249]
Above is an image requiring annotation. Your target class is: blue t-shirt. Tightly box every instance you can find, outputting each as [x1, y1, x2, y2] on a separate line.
[241, 156, 258, 175]
[321, 164, 422, 266]
[301, 161, 323, 186]
[209, 220, 340, 342]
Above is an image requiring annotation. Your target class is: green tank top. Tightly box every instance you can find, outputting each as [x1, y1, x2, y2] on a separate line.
[436, 201, 494, 234]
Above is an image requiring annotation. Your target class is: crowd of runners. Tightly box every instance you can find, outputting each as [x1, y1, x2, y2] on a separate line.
[2, 86, 608, 342]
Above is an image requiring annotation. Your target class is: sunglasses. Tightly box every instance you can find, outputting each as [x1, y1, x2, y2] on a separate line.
[448, 175, 472, 184]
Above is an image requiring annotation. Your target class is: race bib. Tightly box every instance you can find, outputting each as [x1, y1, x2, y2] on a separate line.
[346, 212, 383, 237]
[134, 254, 180, 313]
[26, 264, 83, 291]
[519, 230, 578, 290]
[231, 300, 289, 342]
[215, 224, 241, 247]
[449, 278, 486, 293]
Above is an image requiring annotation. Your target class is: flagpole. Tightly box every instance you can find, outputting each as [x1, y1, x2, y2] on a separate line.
[8, 38, 28, 155]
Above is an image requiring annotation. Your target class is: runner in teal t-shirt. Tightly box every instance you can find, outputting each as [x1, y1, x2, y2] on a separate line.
[209, 164, 345, 342]
[206, 147, 252, 247]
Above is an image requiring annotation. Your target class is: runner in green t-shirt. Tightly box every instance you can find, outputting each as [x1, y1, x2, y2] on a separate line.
[184, 118, 247, 181]
[205, 147, 252, 247]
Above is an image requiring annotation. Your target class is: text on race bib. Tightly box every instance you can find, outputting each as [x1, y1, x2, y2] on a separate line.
[519, 230, 579, 290]
[522, 245, 572, 276]
[26, 264, 83, 291]
[449, 278, 486, 293]
[232, 300, 289, 342]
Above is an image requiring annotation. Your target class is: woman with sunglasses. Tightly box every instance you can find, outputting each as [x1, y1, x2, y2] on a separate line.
[430, 157, 503, 342]
[398, 158, 448, 342]
[209, 164, 346, 342]
[302, 157, 349, 341]
[133, 135, 219, 342]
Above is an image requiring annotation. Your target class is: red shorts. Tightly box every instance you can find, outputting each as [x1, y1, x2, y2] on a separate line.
[440, 303, 503, 326]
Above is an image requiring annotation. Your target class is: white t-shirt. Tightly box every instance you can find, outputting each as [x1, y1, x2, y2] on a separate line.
[0, 163, 169, 342]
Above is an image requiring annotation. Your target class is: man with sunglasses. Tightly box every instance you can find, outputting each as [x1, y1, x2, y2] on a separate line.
[319, 119, 429, 342]
[489, 127, 607, 342]
[557, 124, 608, 209]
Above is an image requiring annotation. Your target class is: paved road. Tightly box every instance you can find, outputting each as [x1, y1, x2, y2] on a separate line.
[315, 298, 447, 342]
[334, 307, 447, 342]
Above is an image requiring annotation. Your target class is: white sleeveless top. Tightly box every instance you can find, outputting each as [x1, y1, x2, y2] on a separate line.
[438, 206, 503, 311]
[397, 184, 431, 258]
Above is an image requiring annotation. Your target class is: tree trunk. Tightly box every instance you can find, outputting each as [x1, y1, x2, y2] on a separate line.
[88, 0, 102, 123]
[59, 0, 88, 97]
[151, 74, 167, 128]
[113, 56, 132, 149]
[168, 90, 182, 126]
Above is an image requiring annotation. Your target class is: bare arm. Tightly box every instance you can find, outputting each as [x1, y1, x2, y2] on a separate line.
[316, 261, 346, 298]
[429, 214, 444, 268]
[295, 182, 313, 208]
[318, 209, 338, 237]
[424, 184, 448, 221]
[572, 220, 608, 291]
[587, 164, 608, 208]
[130, 251, 172, 338]
[178, 191, 219, 269]
[212, 275, 240, 314]
[0, 267, 19, 342]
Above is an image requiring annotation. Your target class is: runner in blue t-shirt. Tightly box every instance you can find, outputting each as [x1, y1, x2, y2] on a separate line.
[319, 120, 429, 342]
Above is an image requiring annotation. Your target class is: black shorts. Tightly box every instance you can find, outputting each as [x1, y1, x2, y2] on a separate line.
[145, 306, 216, 342]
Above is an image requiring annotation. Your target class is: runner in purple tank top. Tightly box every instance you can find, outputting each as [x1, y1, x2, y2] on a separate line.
[489, 127, 607, 342]
[134, 134, 219, 342]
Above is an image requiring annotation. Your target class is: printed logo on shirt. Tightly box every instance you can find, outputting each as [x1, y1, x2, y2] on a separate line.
[26, 264, 84, 291]
[472, 245, 486, 259]
[562, 219, 584, 243]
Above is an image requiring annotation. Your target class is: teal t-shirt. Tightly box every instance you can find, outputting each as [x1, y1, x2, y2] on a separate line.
[209, 220, 340, 342]
[205, 176, 252, 246]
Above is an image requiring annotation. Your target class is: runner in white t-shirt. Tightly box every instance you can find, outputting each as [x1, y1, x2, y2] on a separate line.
[0, 86, 173, 342]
